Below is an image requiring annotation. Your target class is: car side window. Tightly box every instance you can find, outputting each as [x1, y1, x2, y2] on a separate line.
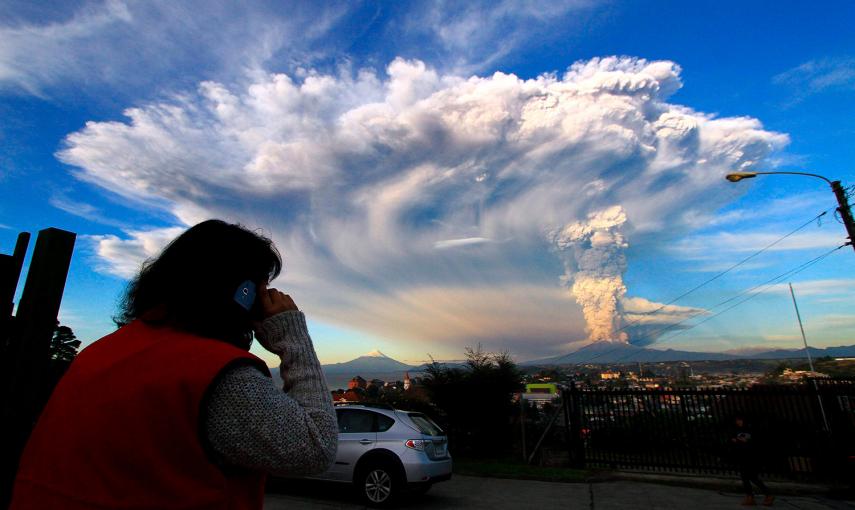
[376, 414, 395, 432]
[336, 409, 375, 433]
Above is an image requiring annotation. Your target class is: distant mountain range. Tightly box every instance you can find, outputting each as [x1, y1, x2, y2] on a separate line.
[732, 344, 855, 360]
[266, 343, 855, 387]
[522, 341, 729, 365]
[522, 341, 855, 365]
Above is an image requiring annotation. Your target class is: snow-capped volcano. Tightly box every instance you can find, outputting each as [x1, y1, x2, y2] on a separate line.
[363, 349, 389, 358]
[322, 351, 415, 374]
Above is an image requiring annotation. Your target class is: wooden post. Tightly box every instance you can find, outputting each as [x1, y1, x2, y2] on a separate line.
[1, 228, 75, 507]
[0, 232, 30, 348]
[9, 227, 76, 416]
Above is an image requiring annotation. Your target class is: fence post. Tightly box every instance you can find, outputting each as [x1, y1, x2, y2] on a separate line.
[562, 388, 572, 459]
[566, 383, 585, 468]
[519, 393, 527, 462]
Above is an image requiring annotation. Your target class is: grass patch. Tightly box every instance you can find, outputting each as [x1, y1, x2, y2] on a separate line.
[453, 458, 590, 483]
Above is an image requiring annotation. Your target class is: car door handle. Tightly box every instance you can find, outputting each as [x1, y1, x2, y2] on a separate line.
[359, 439, 373, 445]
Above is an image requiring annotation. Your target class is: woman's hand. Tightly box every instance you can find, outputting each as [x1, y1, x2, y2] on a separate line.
[257, 284, 299, 318]
[252, 284, 300, 354]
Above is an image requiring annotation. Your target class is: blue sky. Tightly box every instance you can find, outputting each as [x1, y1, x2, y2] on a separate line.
[1, 0, 854, 365]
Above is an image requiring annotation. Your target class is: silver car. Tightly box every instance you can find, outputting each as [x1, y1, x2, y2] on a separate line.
[308, 403, 452, 506]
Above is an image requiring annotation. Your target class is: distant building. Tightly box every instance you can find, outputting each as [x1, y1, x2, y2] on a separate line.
[780, 368, 829, 381]
[600, 371, 620, 380]
[526, 383, 558, 394]
[522, 383, 560, 408]
[404, 372, 411, 391]
[332, 388, 365, 403]
[368, 379, 385, 388]
[348, 376, 367, 389]
[638, 377, 659, 389]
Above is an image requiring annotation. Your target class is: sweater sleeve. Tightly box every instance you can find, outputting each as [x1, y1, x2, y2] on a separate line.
[203, 311, 337, 476]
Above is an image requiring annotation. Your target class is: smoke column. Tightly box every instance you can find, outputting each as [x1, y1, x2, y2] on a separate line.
[552, 206, 629, 343]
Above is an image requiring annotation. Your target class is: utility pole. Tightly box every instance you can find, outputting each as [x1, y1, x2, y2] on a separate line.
[788, 283, 815, 372]
[788, 282, 829, 432]
[830, 180, 855, 252]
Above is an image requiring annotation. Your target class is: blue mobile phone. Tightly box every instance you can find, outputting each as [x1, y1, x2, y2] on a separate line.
[234, 280, 257, 311]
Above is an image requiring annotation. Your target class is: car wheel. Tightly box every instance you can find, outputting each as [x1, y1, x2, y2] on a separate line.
[357, 463, 400, 507]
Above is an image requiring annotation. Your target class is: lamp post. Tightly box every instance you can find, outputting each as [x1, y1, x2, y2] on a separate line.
[725, 171, 855, 252]
[727, 171, 847, 433]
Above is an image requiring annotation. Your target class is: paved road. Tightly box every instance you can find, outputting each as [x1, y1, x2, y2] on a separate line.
[265, 475, 855, 509]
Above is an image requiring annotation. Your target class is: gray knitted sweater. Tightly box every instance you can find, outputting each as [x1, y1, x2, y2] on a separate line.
[203, 310, 337, 476]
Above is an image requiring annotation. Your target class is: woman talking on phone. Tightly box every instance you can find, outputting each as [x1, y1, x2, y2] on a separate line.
[10, 220, 337, 510]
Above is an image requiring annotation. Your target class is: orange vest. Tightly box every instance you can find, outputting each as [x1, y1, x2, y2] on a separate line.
[11, 320, 270, 510]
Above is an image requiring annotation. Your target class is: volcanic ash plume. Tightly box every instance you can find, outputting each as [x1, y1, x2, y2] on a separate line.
[551, 206, 629, 343]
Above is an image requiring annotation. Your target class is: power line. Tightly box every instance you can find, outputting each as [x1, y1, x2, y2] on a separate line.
[605, 243, 847, 365]
[631, 247, 836, 346]
[567, 210, 833, 366]
[618, 244, 844, 363]
[655, 211, 826, 304]
[650, 244, 846, 346]
[613, 209, 829, 334]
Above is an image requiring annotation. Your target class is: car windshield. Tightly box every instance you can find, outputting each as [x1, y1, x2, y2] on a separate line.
[407, 413, 444, 436]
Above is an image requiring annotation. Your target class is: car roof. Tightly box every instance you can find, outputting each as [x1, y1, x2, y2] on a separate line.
[333, 403, 403, 415]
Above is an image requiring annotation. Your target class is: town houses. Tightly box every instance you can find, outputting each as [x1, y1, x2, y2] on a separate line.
[331, 372, 423, 403]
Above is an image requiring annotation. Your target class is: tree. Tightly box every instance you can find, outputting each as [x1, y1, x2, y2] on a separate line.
[365, 384, 380, 399]
[37, 323, 82, 408]
[766, 361, 791, 378]
[421, 345, 524, 457]
[49, 322, 81, 362]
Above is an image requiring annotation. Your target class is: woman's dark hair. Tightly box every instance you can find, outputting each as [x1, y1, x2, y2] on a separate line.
[116, 220, 282, 348]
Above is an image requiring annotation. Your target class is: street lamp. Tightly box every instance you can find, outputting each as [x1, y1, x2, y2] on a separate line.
[725, 171, 855, 252]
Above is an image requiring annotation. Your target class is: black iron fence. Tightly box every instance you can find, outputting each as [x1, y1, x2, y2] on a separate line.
[558, 380, 855, 480]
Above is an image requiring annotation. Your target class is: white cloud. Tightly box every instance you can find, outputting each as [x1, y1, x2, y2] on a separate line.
[815, 314, 855, 329]
[773, 57, 855, 104]
[49, 193, 99, 219]
[0, 0, 349, 97]
[434, 237, 492, 249]
[621, 296, 706, 323]
[760, 334, 800, 343]
[408, 0, 599, 74]
[315, 283, 588, 360]
[60, 56, 787, 355]
[49, 190, 127, 228]
[1, 1, 605, 99]
[84, 227, 185, 278]
[694, 192, 830, 229]
[682, 261, 771, 273]
[619, 296, 708, 346]
[768, 279, 855, 297]
[0, 0, 131, 95]
[674, 230, 844, 261]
